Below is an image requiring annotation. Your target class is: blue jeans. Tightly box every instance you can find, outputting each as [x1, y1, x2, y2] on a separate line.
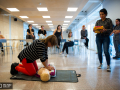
[96, 35, 110, 65]
[113, 39, 120, 57]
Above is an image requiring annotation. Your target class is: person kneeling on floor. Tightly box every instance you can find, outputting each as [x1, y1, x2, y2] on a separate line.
[10, 35, 58, 76]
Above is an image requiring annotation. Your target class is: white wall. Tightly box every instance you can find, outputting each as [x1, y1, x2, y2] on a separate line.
[103, 0, 120, 25]
[62, 31, 68, 39]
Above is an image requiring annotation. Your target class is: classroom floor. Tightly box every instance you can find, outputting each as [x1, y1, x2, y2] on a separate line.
[0, 48, 120, 90]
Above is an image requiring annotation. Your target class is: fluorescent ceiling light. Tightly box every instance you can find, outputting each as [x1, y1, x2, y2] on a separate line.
[62, 28, 66, 29]
[37, 7, 48, 11]
[63, 24, 68, 25]
[65, 16, 73, 18]
[27, 21, 34, 23]
[48, 24, 53, 25]
[7, 8, 19, 12]
[32, 24, 38, 25]
[67, 8, 78, 11]
[43, 16, 50, 18]
[64, 21, 70, 22]
[46, 21, 52, 22]
[39, 28, 41, 29]
[19, 16, 28, 18]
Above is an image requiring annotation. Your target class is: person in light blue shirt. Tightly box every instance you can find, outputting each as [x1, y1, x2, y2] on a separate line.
[59, 31, 74, 57]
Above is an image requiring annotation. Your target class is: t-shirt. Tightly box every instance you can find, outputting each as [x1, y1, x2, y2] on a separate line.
[38, 29, 47, 35]
[66, 37, 74, 42]
[18, 40, 48, 63]
[27, 29, 34, 35]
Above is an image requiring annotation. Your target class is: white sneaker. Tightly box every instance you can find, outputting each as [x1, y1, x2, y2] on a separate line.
[98, 64, 102, 69]
[107, 66, 111, 72]
[59, 52, 64, 55]
[65, 54, 68, 57]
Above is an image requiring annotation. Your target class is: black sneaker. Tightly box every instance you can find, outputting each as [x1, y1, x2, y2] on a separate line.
[113, 56, 119, 59]
[10, 63, 19, 75]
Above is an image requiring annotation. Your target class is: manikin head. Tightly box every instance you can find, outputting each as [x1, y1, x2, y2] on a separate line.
[37, 68, 51, 82]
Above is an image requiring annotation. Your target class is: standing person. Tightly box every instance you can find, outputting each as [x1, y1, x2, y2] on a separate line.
[59, 32, 74, 57]
[81, 25, 89, 49]
[10, 35, 57, 76]
[93, 8, 113, 72]
[24, 24, 35, 46]
[0, 31, 5, 53]
[53, 25, 63, 49]
[38, 25, 47, 39]
[111, 19, 120, 59]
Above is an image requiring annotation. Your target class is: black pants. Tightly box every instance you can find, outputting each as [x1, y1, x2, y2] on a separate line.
[0, 42, 4, 52]
[84, 38, 89, 48]
[62, 42, 74, 54]
[26, 35, 34, 40]
[57, 37, 61, 46]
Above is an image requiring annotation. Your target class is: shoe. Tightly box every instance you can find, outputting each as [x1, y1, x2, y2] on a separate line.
[98, 64, 102, 69]
[65, 54, 68, 57]
[59, 52, 64, 55]
[107, 66, 111, 72]
[113, 56, 120, 59]
[57, 46, 60, 49]
[10, 63, 19, 75]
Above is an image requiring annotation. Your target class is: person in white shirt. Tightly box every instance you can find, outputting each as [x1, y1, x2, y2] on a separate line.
[59, 32, 74, 57]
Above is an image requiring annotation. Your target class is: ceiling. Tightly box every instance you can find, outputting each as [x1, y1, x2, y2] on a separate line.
[0, 0, 102, 31]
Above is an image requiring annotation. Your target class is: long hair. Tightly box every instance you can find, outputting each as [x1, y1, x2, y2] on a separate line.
[68, 32, 72, 37]
[57, 25, 62, 32]
[40, 35, 58, 47]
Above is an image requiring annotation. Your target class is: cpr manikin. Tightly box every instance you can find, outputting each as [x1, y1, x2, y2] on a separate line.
[36, 64, 56, 82]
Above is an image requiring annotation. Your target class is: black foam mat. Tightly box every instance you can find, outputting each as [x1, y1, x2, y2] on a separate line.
[10, 70, 78, 83]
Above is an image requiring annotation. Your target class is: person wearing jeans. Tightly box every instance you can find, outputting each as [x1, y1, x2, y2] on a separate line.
[110, 19, 120, 59]
[93, 8, 113, 72]
[59, 32, 74, 57]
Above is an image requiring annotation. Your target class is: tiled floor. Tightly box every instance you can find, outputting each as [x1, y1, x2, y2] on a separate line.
[0, 48, 120, 90]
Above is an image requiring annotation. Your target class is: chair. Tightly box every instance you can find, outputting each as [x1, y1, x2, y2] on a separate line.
[0, 39, 13, 54]
[73, 39, 80, 54]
